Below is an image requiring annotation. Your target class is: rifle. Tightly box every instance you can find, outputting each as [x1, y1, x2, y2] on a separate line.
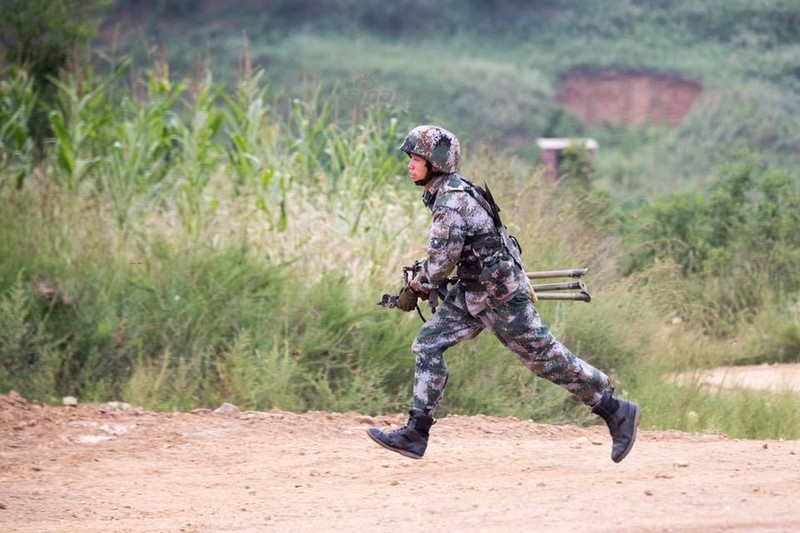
[377, 262, 592, 320]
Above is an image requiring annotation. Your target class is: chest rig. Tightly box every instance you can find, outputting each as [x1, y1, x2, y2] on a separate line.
[455, 179, 523, 289]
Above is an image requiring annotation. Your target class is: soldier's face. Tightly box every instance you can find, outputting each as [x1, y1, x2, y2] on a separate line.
[408, 154, 428, 184]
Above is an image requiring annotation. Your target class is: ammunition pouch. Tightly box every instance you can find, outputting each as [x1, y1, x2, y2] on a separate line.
[458, 278, 482, 292]
[453, 179, 527, 301]
[456, 233, 506, 291]
[455, 259, 481, 283]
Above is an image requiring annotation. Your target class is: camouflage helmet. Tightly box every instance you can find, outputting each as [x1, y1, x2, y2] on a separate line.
[399, 125, 460, 173]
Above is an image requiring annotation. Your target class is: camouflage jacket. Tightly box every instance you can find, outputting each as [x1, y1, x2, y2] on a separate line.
[416, 173, 530, 314]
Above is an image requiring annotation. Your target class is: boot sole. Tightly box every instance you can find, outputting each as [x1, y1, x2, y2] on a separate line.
[365, 428, 424, 460]
[612, 403, 641, 463]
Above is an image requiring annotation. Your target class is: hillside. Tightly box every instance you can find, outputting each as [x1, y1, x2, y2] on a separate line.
[98, 0, 800, 198]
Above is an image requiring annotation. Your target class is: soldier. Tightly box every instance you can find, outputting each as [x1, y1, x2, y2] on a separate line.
[366, 125, 640, 463]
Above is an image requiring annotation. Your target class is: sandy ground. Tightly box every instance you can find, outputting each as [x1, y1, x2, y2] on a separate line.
[1, 366, 799, 533]
[683, 363, 800, 393]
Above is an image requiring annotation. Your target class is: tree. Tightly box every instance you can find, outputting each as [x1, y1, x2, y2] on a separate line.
[0, 0, 111, 146]
[1, 0, 110, 77]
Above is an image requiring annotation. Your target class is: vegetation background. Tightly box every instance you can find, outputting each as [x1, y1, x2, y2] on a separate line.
[1, 0, 798, 439]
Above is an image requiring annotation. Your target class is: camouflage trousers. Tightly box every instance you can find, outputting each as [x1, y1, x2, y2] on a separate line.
[411, 288, 611, 414]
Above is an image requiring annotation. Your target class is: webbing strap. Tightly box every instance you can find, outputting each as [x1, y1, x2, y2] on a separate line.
[461, 178, 503, 229]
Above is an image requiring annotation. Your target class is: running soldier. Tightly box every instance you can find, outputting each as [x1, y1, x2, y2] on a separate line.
[366, 125, 641, 463]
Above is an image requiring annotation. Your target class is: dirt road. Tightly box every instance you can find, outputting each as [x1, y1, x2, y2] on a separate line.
[1, 390, 799, 533]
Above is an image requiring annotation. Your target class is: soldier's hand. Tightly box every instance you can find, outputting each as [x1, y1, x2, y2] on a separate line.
[395, 286, 418, 312]
[409, 278, 423, 293]
[409, 277, 429, 301]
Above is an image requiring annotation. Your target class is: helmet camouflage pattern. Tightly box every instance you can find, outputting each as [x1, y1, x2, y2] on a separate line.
[399, 125, 460, 173]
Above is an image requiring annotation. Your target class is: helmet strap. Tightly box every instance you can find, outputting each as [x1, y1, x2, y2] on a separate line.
[413, 162, 440, 187]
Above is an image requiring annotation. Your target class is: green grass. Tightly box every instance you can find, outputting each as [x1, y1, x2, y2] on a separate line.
[1, 171, 797, 438]
[3, 154, 795, 438]
[632, 359, 800, 440]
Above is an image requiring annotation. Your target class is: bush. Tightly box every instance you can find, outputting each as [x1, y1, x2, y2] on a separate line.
[623, 154, 800, 334]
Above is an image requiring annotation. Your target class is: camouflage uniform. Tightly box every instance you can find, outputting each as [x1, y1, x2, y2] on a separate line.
[366, 125, 639, 463]
[411, 172, 611, 414]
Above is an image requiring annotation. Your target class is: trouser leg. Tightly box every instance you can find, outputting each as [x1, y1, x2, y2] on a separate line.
[411, 295, 484, 413]
[485, 292, 611, 406]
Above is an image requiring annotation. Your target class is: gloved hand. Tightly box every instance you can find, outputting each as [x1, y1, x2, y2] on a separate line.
[409, 276, 429, 301]
[395, 286, 419, 312]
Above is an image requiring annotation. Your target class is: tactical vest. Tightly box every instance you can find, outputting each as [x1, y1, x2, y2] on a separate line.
[455, 179, 523, 289]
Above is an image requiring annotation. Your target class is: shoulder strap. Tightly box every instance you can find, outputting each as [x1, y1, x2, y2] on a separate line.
[460, 177, 503, 229]
[461, 178, 524, 262]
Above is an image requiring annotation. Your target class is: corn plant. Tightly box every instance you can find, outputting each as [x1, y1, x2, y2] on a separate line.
[222, 70, 275, 193]
[0, 70, 37, 189]
[280, 84, 407, 233]
[324, 106, 405, 234]
[171, 70, 224, 234]
[100, 69, 187, 228]
[48, 69, 121, 193]
[222, 69, 291, 230]
[286, 87, 334, 184]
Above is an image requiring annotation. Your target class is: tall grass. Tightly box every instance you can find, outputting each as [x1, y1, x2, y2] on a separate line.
[628, 354, 800, 440]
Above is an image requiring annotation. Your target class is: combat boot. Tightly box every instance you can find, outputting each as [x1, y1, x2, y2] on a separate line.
[592, 389, 641, 463]
[366, 409, 435, 459]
